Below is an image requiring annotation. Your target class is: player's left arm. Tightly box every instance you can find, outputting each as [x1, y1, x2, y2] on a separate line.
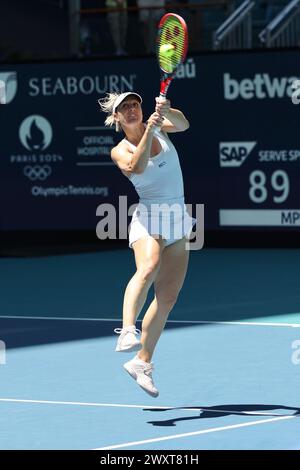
[155, 97, 189, 133]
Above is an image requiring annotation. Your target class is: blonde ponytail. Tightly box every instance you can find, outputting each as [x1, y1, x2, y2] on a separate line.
[98, 93, 122, 132]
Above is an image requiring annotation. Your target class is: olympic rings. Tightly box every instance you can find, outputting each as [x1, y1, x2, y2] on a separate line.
[23, 165, 52, 180]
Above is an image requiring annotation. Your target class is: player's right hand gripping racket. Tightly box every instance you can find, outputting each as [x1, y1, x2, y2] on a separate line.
[156, 13, 188, 99]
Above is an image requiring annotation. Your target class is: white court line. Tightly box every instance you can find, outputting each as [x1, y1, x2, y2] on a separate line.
[0, 398, 295, 418]
[0, 398, 170, 409]
[94, 415, 296, 450]
[0, 398, 297, 450]
[0, 315, 299, 328]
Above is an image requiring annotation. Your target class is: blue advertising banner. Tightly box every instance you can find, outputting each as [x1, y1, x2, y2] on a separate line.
[0, 50, 299, 232]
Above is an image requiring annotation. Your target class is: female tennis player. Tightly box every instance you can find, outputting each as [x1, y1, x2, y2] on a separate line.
[99, 91, 195, 397]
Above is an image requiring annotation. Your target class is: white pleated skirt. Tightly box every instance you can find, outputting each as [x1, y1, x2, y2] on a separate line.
[128, 200, 196, 249]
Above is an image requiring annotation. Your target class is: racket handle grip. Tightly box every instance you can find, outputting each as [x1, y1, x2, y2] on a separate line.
[152, 93, 167, 132]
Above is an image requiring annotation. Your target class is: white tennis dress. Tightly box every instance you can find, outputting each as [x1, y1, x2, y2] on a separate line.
[123, 128, 195, 248]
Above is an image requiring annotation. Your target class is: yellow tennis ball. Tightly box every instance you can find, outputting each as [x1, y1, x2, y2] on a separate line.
[159, 44, 175, 58]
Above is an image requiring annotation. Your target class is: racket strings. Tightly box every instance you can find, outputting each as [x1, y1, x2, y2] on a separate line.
[158, 17, 186, 73]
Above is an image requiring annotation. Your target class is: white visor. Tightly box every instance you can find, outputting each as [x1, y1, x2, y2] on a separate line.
[112, 92, 142, 114]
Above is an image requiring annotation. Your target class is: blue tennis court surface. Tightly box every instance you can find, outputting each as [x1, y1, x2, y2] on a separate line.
[0, 248, 300, 449]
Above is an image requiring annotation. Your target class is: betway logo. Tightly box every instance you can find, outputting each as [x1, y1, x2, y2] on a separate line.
[224, 73, 299, 100]
[220, 142, 257, 167]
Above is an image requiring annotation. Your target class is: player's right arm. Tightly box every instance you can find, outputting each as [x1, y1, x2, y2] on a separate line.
[111, 112, 163, 174]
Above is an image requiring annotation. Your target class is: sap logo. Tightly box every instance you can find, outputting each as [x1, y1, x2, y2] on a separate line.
[291, 79, 300, 105]
[220, 142, 257, 167]
[224, 73, 299, 100]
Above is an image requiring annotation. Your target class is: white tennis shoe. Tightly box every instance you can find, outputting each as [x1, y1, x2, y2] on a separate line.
[114, 325, 142, 352]
[123, 355, 159, 398]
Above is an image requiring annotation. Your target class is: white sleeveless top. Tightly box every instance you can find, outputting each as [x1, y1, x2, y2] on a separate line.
[122, 128, 185, 208]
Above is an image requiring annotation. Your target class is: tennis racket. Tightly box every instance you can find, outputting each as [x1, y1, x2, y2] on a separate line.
[156, 13, 188, 99]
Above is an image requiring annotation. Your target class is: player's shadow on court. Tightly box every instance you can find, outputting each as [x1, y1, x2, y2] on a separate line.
[144, 404, 300, 427]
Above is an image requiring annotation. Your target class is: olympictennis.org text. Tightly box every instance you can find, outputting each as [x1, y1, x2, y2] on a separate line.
[31, 185, 108, 197]
[291, 340, 300, 365]
[0, 341, 6, 365]
[95, 196, 204, 251]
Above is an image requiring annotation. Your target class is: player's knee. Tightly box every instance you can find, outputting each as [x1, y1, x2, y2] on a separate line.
[155, 288, 179, 309]
[138, 259, 160, 283]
